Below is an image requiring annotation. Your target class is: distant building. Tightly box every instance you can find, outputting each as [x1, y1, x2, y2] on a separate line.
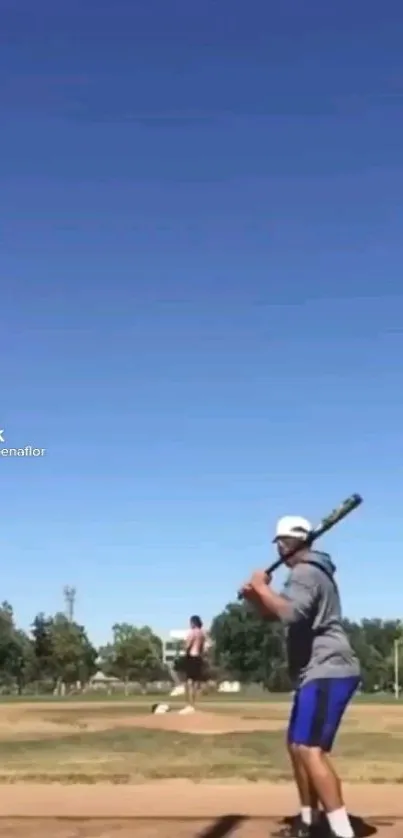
[88, 670, 123, 691]
[218, 680, 241, 693]
[162, 630, 188, 666]
[162, 628, 212, 666]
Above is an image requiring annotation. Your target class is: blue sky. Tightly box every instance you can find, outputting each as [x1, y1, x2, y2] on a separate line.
[1, 0, 403, 644]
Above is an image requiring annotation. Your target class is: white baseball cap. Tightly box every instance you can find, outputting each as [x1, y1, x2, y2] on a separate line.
[273, 515, 312, 542]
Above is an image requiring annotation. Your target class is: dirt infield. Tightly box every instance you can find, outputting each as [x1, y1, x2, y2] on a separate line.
[0, 703, 281, 738]
[0, 782, 400, 818]
[1, 698, 403, 783]
[122, 709, 285, 734]
[2, 698, 400, 738]
[0, 785, 401, 838]
[0, 700, 400, 834]
[0, 819, 401, 838]
[0, 703, 283, 737]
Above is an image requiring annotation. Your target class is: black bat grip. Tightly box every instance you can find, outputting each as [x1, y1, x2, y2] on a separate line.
[237, 493, 362, 601]
[265, 558, 282, 575]
[237, 533, 311, 600]
[237, 558, 282, 601]
[263, 536, 309, 577]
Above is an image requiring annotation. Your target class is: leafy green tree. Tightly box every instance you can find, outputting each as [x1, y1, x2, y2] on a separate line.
[49, 614, 98, 686]
[210, 601, 289, 688]
[0, 602, 34, 692]
[99, 623, 166, 689]
[31, 612, 97, 688]
[31, 613, 55, 682]
[210, 606, 403, 693]
[362, 619, 401, 660]
[0, 594, 401, 696]
[344, 618, 400, 692]
[10, 629, 37, 693]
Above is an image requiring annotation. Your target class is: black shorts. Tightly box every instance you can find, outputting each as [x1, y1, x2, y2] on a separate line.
[184, 655, 203, 682]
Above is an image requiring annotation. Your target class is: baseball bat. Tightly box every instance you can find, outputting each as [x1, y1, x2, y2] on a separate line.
[238, 493, 362, 600]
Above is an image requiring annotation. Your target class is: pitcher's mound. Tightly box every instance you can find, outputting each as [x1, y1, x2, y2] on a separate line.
[132, 710, 281, 735]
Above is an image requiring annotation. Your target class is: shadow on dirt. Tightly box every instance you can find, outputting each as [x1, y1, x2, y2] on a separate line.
[197, 812, 397, 838]
[195, 815, 247, 838]
[281, 812, 395, 836]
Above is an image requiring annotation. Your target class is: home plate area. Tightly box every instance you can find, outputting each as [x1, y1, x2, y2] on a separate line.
[0, 816, 401, 838]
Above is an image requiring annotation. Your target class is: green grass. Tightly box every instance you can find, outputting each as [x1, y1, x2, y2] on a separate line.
[0, 726, 402, 784]
[1, 691, 401, 705]
[0, 693, 402, 784]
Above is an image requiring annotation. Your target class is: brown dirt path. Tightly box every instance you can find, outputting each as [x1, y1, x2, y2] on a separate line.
[0, 819, 400, 838]
[0, 783, 400, 818]
[0, 785, 400, 838]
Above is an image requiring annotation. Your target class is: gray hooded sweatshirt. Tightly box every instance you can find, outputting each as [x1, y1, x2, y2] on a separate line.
[281, 551, 360, 687]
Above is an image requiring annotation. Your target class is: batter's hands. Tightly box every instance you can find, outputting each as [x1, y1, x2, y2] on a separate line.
[238, 569, 271, 600]
[238, 582, 255, 599]
[249, 569, 271, 589]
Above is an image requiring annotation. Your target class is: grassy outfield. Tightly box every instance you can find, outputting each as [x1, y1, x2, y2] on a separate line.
[0, 697, 402, 784]
[3, 727, 403, 784]
[0, 691, 399, 704]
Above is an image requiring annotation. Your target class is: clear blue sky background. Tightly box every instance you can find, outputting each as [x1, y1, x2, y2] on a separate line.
[1, 0, 403, 644]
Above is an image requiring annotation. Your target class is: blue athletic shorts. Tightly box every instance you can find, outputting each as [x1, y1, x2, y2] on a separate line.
[287, 676, 360, 751]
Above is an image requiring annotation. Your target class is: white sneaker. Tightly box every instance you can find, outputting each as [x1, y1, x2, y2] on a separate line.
[179, 705, 196, 715]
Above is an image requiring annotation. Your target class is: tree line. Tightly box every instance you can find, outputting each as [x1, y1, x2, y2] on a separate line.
[210, 603, 402, 693]
[0, 599, 401, 694]
[0, 602, 165, 694]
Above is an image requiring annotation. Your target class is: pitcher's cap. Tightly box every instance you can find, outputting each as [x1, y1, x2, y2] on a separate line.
[273, 515, 312, 542]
